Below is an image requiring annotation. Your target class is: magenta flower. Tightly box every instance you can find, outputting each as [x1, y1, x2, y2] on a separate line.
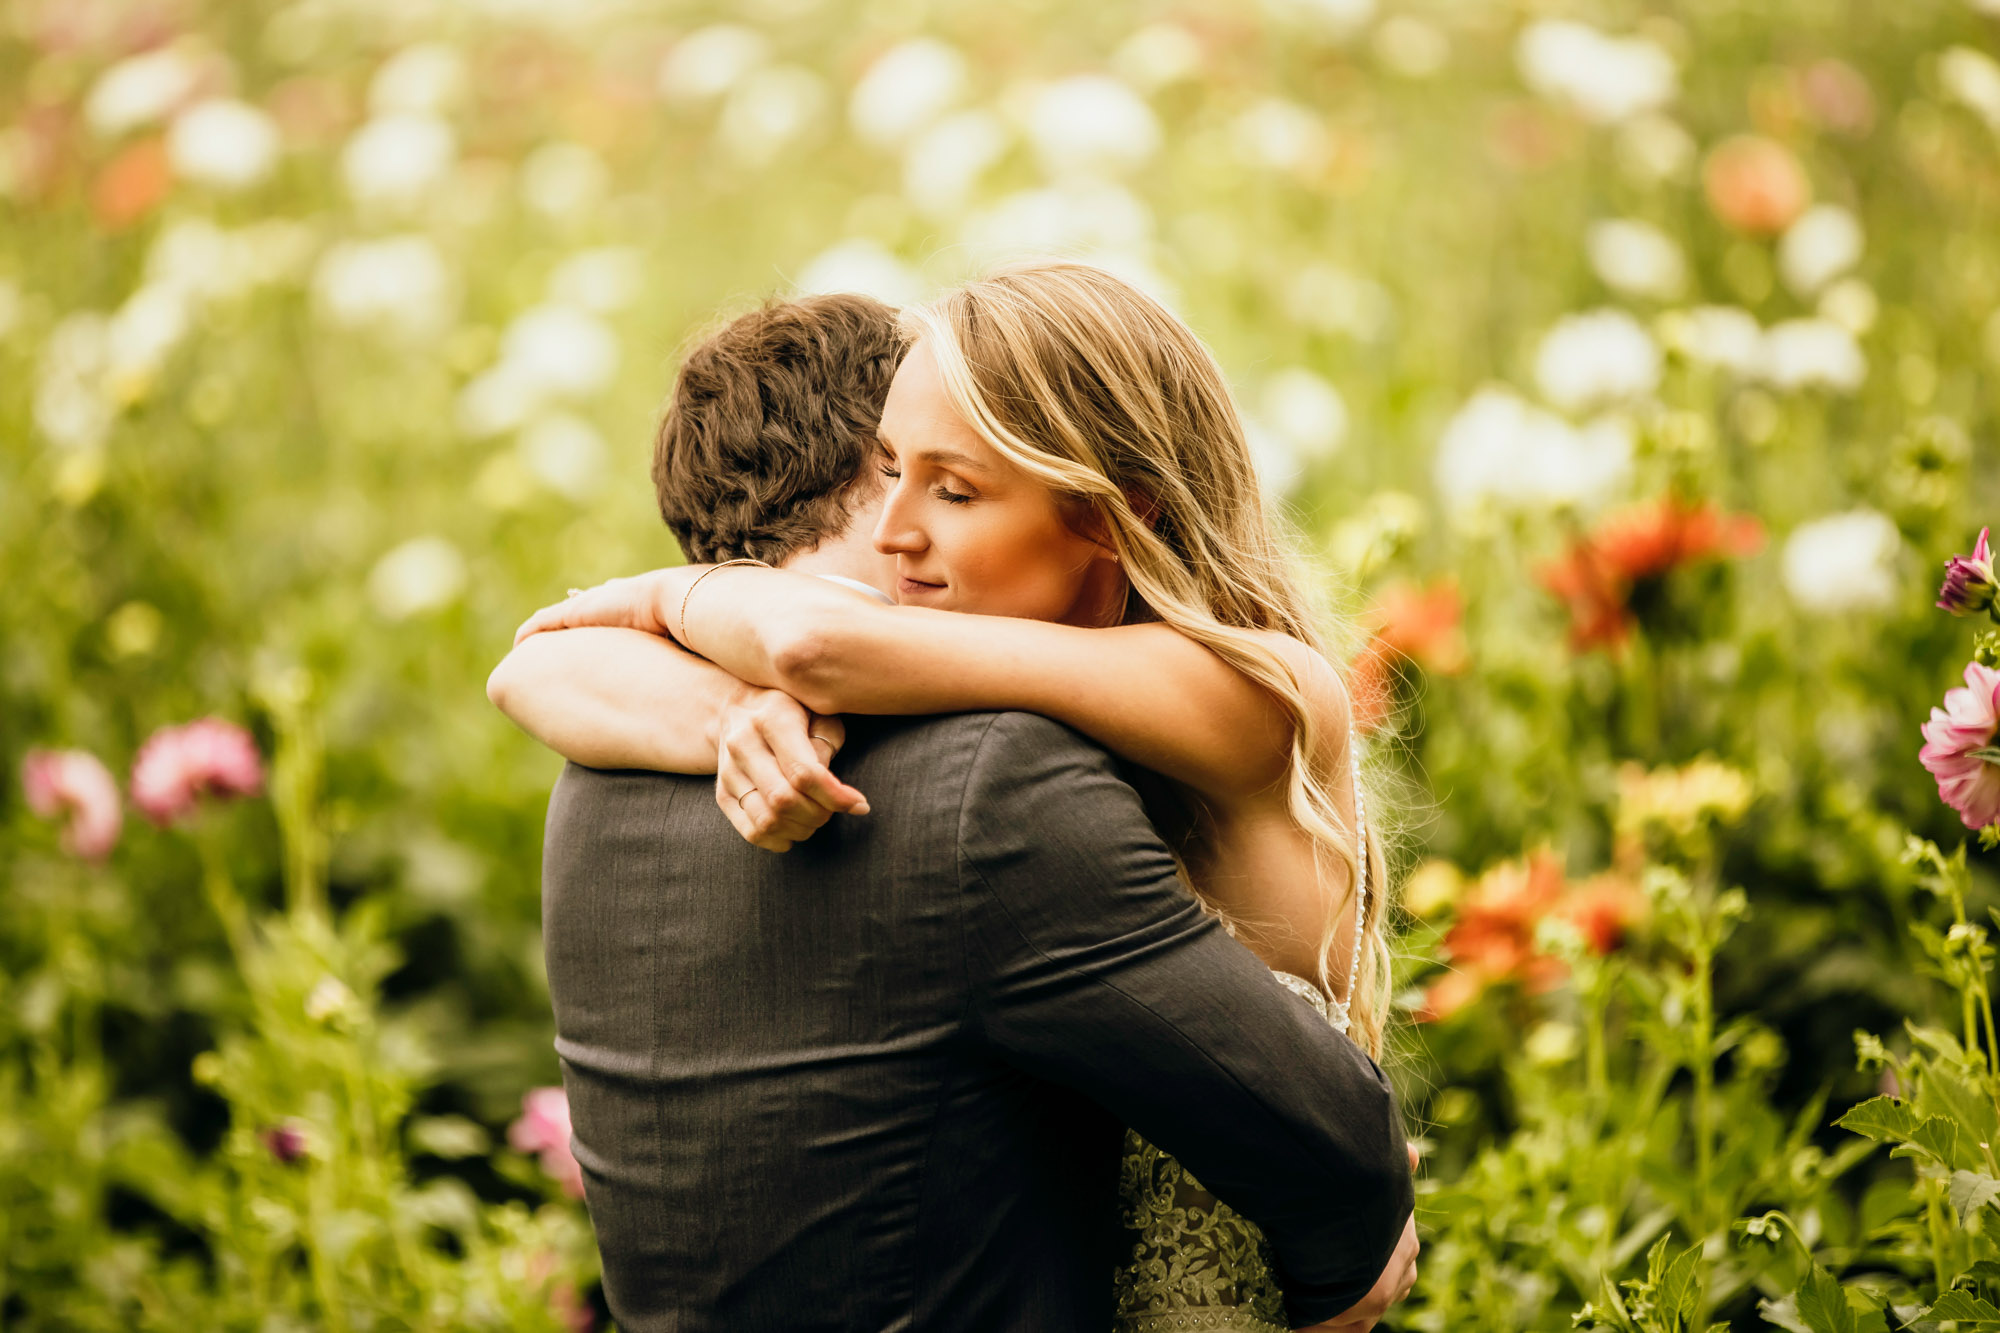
[1921, 661, 2000, 830]
[1938, 527, 1998, 618]
[508, 1086, 585, 1198]
[129, 718, 264, 826]
[22, 748, 123, 861]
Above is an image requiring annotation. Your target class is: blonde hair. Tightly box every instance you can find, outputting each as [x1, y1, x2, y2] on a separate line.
[902, 259, 1393, 1058]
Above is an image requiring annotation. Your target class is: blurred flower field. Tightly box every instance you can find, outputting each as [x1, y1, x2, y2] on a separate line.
[9, 0, 2000, 1327]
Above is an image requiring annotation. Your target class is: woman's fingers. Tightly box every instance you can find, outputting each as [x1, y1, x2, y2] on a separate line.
[511, 574, 667, 646]
[756, 709, 869, 815]
[721, 729, 832, 845]
[716, 779, 794, 852]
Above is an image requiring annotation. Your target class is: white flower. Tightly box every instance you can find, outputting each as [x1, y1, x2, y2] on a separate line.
[658, 24, 770, 103]
[1028, 75, 1160, 178]
[369, 43, 467, 116]
[501, 305, 620, 398]
[1232, 99, 1329, 173]
[517, 412, 608, 501]
[168, 100, 280, 190]
[960, 181, 1153, 261]
[1780, 509, 1900, 614]
[35, 313, 114, 450]
[1614, 113, 1696, 183]
[1779, 204, 1863, 297]
[312, 235, 455, 337]
[717, 65, 827, 165]
[1818, 277, 1878, 335]
[519, 141, 608, 219]
[903, 110, 1009, 218]
[1586, 219, 1685, 300]
[1373, 17, 1450, 78]
[1259, 368, 1348, 457]
[849, 39, 965, 147]
[795, 239, 924, 306]
[458, 363, 542, 437]
[1244, 419, 1304, 496]
[1534, 309, 1661, 412]
[1261, 0, 1376, 38]
[1112, 23, 1204, 89]
[1762, 319, 1866, 391]
[1942, 46, 2000, 134]
[1435, 386, 1634, 512]
[341, 113, 456, 208]
[369, 536, 466, 620]
[1284, 264, 1394, 342]
[548, 247, 644, 313]
[1517, 20, 1677, 124]
[103, 285, 191, 396]
[86, 46, 202, 137]
[1661, 305, 1765, 377]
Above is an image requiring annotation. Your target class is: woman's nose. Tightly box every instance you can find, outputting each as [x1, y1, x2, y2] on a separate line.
[872, 484, 926, 555]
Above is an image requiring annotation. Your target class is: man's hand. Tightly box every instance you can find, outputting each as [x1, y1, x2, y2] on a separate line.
[713, 687, 870, 852]
[512, 569, 689, 646]
[1293, 1209, 1419, 1332]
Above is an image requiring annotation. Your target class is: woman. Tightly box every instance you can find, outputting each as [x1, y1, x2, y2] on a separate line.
[505, 260, 1399, 1331]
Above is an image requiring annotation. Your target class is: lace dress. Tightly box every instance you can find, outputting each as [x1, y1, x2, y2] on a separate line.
[1110, 747, 1370, 1333]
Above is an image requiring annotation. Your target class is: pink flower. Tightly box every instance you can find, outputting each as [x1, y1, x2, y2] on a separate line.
[261, 1120, 309, 1164]
[129, 718, 264, 826]
[1938, 527, 1998, 618]
[1921, 662, 2000, 830]
[22, 748, 124, 861]
[509, 1086, 585, 1199]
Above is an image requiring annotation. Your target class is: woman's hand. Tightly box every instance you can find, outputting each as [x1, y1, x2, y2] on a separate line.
[513, 568, 694, 646]
[714, 687, 871, 852]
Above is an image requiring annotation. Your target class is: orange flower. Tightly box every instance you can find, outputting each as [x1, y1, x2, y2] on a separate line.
[1703, 134, 1811, 235]
[93, 136, 171, 230]
[1418, 851, 1644, 1022]
[1537, 495, 1765, 653]
[1349, 579, 1468, 733]
[1591, 496, 1765, 583]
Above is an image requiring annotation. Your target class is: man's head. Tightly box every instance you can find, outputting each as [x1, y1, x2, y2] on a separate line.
[653, 293, 904, 568]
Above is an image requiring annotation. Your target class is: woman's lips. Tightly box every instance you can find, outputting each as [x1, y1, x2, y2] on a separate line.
[898, 576, 947, 597]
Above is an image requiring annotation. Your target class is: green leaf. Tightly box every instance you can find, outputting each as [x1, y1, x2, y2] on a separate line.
[1928, 1289, 2000, 1322]
[1658, 1243, 1704, 1327]
[1795, 1267, 1858, 1333]
[1952, 1170, 2000, 1219]
[1912, 1117, 1966, 1168]
[1921, 1068, 2000, 1155]
[1836, 1097, 1920, 1143]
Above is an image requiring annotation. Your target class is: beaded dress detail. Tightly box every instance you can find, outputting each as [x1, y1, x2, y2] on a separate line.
[1110, 746, 1369, 1333]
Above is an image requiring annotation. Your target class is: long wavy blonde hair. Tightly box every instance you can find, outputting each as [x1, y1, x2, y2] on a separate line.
[902, 259, 1393, 1058]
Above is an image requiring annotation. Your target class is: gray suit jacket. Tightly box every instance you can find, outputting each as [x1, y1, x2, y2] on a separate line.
[542, 711, 1411, 1333]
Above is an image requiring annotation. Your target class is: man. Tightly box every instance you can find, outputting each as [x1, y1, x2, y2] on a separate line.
[491, 293, 1417, 1331]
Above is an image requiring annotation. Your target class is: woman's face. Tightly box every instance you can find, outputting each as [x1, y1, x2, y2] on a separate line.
[872, 339, 1126, 625]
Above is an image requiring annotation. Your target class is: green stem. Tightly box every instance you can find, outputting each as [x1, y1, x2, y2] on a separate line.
[1927, 1177, 1952, 1297]
[1693, 934, 1715, 1234]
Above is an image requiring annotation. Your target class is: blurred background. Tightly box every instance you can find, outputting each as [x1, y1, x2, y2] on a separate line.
[8, 0, 2000, 1328]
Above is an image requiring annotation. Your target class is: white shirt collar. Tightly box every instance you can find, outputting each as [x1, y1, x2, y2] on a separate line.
[815, 573, 894, 605]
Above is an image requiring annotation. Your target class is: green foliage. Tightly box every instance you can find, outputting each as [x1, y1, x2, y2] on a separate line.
[5, 0, 2000, 1328]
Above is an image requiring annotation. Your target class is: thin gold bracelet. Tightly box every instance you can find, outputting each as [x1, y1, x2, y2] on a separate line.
[677, 558, 770, 652]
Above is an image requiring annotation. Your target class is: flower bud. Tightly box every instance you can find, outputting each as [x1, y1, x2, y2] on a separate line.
[1939, 527, 1998, 618]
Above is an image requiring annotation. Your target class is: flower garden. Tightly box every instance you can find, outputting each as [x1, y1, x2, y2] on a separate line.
[8, 0, 2000, 1328]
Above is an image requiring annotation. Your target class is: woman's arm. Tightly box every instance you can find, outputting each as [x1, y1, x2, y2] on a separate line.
[486, 626, 743, 772]
[518, 566, 1345, 800]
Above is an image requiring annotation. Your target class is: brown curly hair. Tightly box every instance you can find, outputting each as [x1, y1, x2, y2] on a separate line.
[652, 293, 905, 564]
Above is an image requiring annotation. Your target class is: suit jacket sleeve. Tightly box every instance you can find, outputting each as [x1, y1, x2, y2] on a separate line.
[955, 712, 1413, 1328]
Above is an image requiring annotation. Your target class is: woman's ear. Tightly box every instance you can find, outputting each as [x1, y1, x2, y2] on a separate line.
[1123, 486, 1161, 530]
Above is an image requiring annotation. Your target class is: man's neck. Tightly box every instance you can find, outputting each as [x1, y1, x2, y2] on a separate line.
[780, 541, 892, 600]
